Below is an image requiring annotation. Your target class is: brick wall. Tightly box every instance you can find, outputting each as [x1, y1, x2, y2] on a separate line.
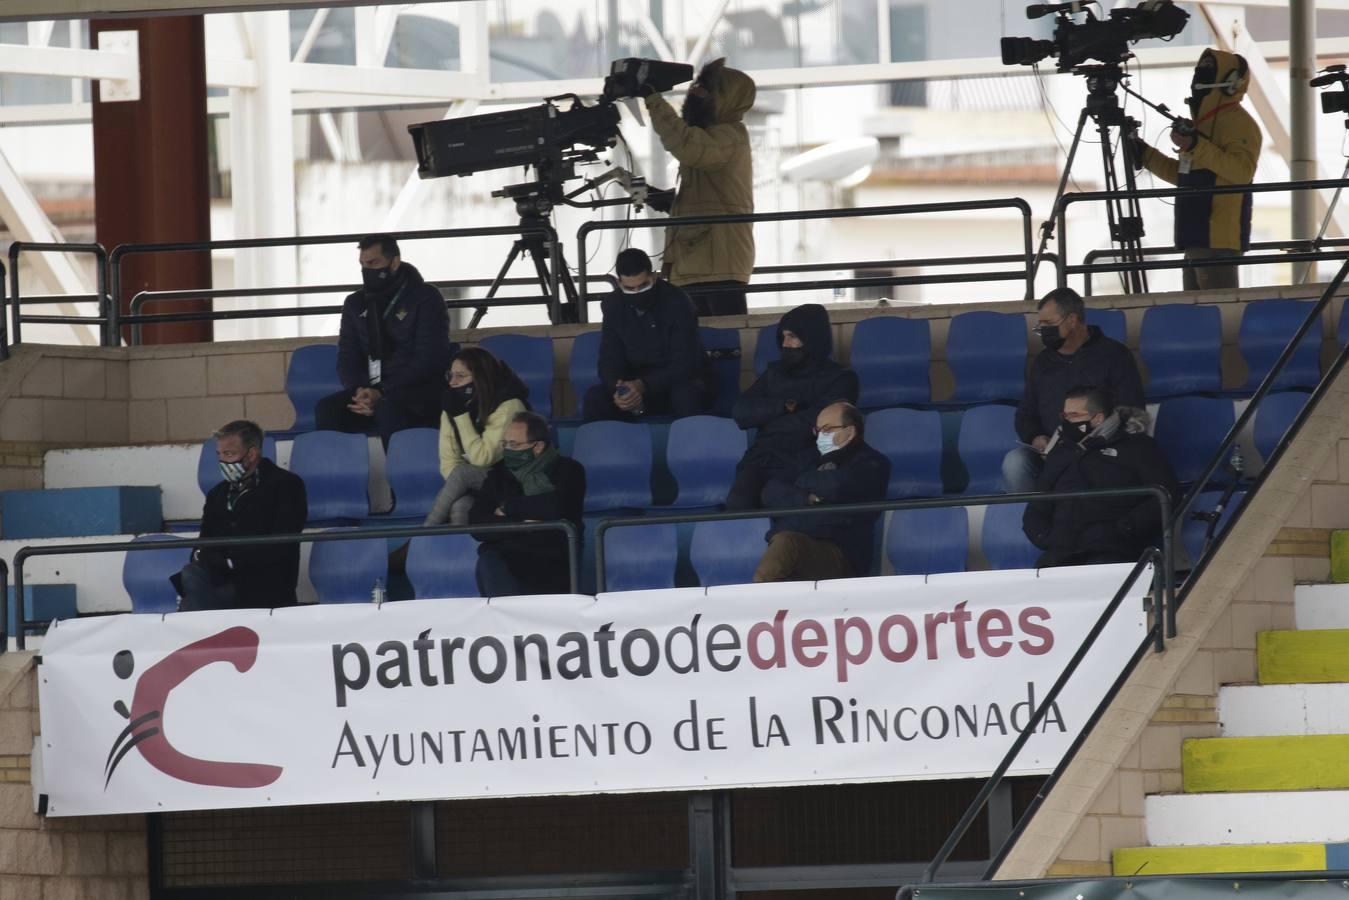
[0, 653, 148, 899]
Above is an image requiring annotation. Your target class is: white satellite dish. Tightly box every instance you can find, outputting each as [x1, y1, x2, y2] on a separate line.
[777, 137, 880, 185]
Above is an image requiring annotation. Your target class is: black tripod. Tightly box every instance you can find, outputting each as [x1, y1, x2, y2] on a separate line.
[1034, 64, 1150, 295]
[473, 183, 580, 328]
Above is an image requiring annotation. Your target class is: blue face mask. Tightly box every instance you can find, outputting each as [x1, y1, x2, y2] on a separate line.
[816, 431, 838, 457]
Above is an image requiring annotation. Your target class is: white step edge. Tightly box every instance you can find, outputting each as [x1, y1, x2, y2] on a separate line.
[1219, 682, 1349, 737]
[1295, 584, 1349, 631]
[1146, 790, 1349, 846]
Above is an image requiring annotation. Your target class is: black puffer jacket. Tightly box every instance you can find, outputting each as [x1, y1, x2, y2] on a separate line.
[336, 262, 456, 417]
[733, 304, 859, 469]
[1023, 408, 1179, 567]
[597, 280, 705, 392]
[1015, 327, 1145, 443]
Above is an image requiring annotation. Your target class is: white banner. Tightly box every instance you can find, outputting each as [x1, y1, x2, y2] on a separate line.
[36, 565, 1148, 817]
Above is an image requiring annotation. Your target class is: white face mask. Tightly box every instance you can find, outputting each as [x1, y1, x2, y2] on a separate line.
[219, 460, 249, 483]
[620, 280, 654, 295]
[816, 431, 839, 456]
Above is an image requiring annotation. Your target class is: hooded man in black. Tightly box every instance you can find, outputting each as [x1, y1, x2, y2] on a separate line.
[1004, 287, 1145, 493]
[584, 248, 709, 421]
[727, 303, 859, 510]
[315, 234, 457, 446]
[1023, 386, 1178, 568]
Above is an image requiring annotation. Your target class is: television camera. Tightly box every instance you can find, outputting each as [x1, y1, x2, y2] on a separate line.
[1001, 0, 1190, 72]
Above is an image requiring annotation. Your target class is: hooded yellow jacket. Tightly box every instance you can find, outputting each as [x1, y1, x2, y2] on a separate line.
[1139, 49, 1261, 252]
[645, 63, 757, 286]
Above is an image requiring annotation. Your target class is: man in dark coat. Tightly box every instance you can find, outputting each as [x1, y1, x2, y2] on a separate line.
[1004, 287, 1145, 493]
[584, 248, 709, 421]
[173, 420, 308, 610]
[756, 402, 890, 582]
[727, 303, 859, 510]
[315, 234, 457, 446]
[1023, 386, 1179, 568]
[470, 411, 586, 596]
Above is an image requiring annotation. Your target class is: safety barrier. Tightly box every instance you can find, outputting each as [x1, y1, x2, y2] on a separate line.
[6, 242, 110, 346]
[1081, 238, 1349, 295]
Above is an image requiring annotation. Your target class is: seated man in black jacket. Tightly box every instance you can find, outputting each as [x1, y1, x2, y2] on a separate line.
[470, 411, 586, 596]
[1023, 386, 1179, 568]
[173, 420, 308, 610]
[583, 248, 709, 422]
[1004, 287, 1144, 493]
[756, 402, 890, 582]
[727, 303, 859, 510]
[315, 234, 457, 446]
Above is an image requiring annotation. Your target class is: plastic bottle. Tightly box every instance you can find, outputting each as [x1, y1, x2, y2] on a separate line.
[371, 577, 385, 605]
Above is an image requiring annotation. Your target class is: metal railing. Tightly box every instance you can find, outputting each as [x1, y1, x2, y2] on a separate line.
[576, 198, 1038, 320]
[1054, 176, 1349, 289]
[898, 866, 1349, 900]
[1081, 238, 1349, 295]
[8, 519, 581, 651]
[6, 242, 110, 346]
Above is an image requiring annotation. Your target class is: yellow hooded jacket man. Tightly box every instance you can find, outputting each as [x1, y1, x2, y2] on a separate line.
[1135, 48, 1261, 291]
[645, 58, 756, 317]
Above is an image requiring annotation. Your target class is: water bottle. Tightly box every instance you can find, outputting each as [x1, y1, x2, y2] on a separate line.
[371, 577, 386, 605]
[1229, 444, 1245, 477]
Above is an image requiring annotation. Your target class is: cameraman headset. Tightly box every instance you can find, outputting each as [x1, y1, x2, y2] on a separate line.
[636, 59, 757, 318]
[1130, 49, 1261, 291]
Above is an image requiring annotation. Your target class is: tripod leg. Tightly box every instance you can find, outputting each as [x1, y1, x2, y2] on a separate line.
[1097, 118, 1148, 295]
[522, 238, 581, 325]
[471, 241, 526, 329]
[1301, 157, 1349, 284]
[1033, 107, 1092, 290]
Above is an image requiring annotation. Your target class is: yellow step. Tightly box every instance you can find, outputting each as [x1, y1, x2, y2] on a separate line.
[1258, 629, 1349, 684]
[1183, 733, 1349, 792]
[1114, 843, 1327, 875]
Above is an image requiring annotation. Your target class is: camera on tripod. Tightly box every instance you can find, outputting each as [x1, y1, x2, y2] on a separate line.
[1001, 0, 1190, 72]
[1312, 65, 1349, 115]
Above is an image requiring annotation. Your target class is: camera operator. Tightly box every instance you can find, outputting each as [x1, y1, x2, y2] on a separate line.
[641, 58, 757, 318]
[1130, 49, 1261, 291]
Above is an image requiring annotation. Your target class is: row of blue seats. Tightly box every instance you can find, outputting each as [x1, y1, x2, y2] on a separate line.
[252, 392, 1308, 524]
[283, 299, 1338, 430]
[122, 489, 1243, 609]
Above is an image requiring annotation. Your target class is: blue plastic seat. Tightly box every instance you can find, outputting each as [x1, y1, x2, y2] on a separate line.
[886, 507, 968, 575]
[665, 416, 745, 508]
[405, 533, 480, 599]
[285, 344, 341, 433]
[288, 430, 369, 523]
[601, 523, 678, 591]
[384, 428, 442, 520]
[195, 436, 278, 497]
[1087, 308, 1126, 345]
[700, 326, 743, 416]
[572, 421, 653, 511]
[753, 325, 780, 376]
[1183, 489, 1247, 564]
[690, 518, 769, 587]
[981, 503, 1041, 570]
[309, 530, 388, 604]
[1239, 299, 1323, 391]
[946, 311, 1027, 403]
[957, 404, 1018, 494]
[568, 330, 603, 412]
[851, 316, 931, 408]
[1153, 396, 1236, 484]
[866, 407, 943, 498]
[122, 534, 192, 614]
[1253, 391, 1312, 463]
[1139, 304, 1223, 399]
[481, 333, 554, 418]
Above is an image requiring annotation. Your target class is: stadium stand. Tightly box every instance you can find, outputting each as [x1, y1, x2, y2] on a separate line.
[752, 323, 780, 375]
[405, 533, 480, 599]
[665, 416, 745, 508]
[1153, 396, 1237, 484]
[689, 518, 770, 586]
[866, 407, 944, 498]
[957, 403, 1018, 494]
[288, 430, 370, 523]
[567, 330, 603, 413]
[980, 502, 1041, 569]
[1182, 489, 1248, 564]
[699, 326, 744, 416]
[480, 333, 555, 418]
[886, 506, 968, 575]
[1087, 308, 1127, 345]
[573, 420, 654, 512]
[381, 427, 443, 520]
[945, 311, 1027, 403]
[850, 315, 931, 407]
[601, 522, 679, 592]
[1238, 299, 1322, 392]
[283, 343, 340, 433]
[309, 530, 389, 603]
[1253, 391, 1313, 463]
[1138, 304, 1224, 398]
[122, 534, 191, 613]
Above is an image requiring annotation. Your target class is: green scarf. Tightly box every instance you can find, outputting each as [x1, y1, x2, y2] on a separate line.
[506, 446, 560, 496]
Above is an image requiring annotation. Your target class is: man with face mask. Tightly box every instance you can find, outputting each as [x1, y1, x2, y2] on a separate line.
[469, 411, 586, 596]
[172, 420, 308, 611]
[643, 58, 756, 317]
[1003, 287, 1144, 493]
[315, 234, 457, 446]
[727, 303, 859, 510]
[1130, 49, 1260, 291]
[583, 248, 709, 421]
[1022, 386, 1178, 568]
[754, 402, 890, 582]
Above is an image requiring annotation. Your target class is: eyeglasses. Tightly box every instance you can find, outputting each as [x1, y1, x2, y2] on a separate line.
[1034, 318, 1064, 334]
[500, 440, 538, 450]
[813, 424, 849, 435]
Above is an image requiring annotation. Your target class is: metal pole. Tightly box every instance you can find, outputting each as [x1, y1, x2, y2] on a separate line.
[1291, 0, 1318, 283]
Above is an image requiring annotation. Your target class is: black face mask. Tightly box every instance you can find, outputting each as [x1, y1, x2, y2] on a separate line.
[1039, 324, 1066, 351]
[363, 265, 394, 293]
[452, 383, 476, 404]
[780, 346, 810, 371]
[682, 92, 715, 127]
[1061, 417, 1091, 441]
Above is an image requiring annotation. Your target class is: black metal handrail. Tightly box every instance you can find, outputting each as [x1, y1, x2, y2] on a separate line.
[595, 487, 1173, 607]
[105, 224, 563, 345]
[899, 867, 1349, 900]
[0, 260, 6, 361]
[6, 242, 110, 346]
[1054, 176, 1349, 289]
[0, 559, 7, 653]
[576, 198, 1037, 320]
[8, 519, 581, 651]
[1080, 238, 1349, 295]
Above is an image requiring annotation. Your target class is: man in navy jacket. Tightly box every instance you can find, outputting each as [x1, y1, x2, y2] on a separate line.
[315, 234, 456, 446]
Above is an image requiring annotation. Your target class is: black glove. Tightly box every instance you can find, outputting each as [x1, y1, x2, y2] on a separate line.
[646, 188, 675, 214]
[441, 384, 474, 418]
[1125, 134, 1147, 171]
[194, 547, 231, 577]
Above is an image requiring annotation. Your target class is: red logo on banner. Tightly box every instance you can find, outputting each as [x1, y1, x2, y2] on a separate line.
[105, 626, 283, 789]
